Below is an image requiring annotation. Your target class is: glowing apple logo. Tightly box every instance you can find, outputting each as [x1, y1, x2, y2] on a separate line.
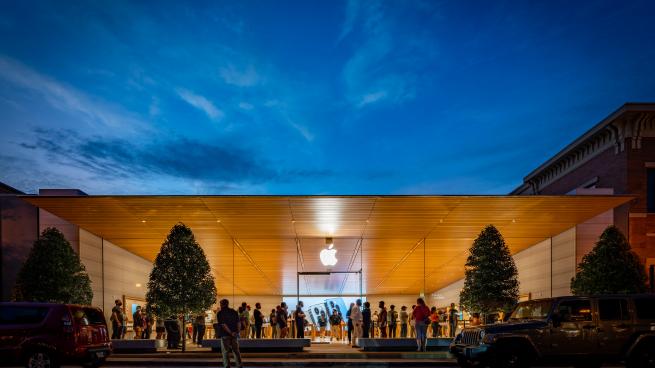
[320, 241, 338, 267]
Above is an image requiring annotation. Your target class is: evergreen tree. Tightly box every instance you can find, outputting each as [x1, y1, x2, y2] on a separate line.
[13, 227, 93, 304]
[146, 223, 216, 351]
[571, 225, 647, 295]
[460, 225, 519, 315]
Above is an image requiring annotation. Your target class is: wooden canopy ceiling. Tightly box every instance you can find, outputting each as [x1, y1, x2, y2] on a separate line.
[22, 195, 631, 296]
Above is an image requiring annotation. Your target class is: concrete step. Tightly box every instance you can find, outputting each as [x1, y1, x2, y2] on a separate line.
[111, 351, 452, 360]
[106, 357, 457, 367]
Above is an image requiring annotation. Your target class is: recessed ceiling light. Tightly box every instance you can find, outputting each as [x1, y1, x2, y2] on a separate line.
[135, 283, 142, 288]
[216, 219, 221, 223]
[141, 220, 146, 223]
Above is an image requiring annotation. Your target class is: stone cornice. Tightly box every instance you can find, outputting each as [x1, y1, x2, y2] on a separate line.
[512, 103, 655, 195]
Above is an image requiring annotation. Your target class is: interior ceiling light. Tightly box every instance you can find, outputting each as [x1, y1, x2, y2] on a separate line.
[320, 237, 338, 266]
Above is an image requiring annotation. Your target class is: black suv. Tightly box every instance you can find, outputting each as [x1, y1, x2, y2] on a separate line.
[450, 294, 655, 368]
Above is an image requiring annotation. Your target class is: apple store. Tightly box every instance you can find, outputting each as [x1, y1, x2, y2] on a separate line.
[1, 193, 630, 330]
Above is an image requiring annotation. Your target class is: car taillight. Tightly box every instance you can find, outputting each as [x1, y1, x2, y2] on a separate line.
[62, 314, 74, 333]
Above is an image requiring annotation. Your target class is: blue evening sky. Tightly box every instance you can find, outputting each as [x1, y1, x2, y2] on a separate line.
[1, 0, 654, 194]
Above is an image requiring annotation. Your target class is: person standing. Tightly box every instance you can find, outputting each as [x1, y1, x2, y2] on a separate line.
[408, 305, 416, 338]
[318, 311, 327, 340]
[399, 306, 409, 338]
[430, 307, 440, 338]
[413, 298, 430, 352]
[371, 310, 378, 337]
[277, 303, 289, 338]
[378, 301, 388, 338]
[215, 299, 242, 368]
[143, 310, 153, 339]
[346, 303, 354, 344]
[110, 299, 125, 339]
[350, 299, 363, 347]
[329, 309, 342, 341]
[164, 314, 181, 349]
[155, 316, 166, 340]
[270, 308, 278, 338]
[362, 302, 371, 339]
[133, 306, 143, 339]
[254, 303, 264, 339]
[448, 303, 459, 337]
[192, 313, 199, 344]
[294, 301, 306, 338]
[194, 312, 206, 345]
[388, 305, 398, 338]
[239, 303, 250, 339]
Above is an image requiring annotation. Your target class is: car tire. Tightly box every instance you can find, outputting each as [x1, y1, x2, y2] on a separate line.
[83, 358, 106, 368]
[574, 358, 602, 368]
[24, 349, 59, 368]
[492, 347, 533, 368]
[457, 356, 472, 367]
[627, 340, 655, 368]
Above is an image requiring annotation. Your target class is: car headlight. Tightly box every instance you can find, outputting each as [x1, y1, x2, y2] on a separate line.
[481, 333, 497, 344]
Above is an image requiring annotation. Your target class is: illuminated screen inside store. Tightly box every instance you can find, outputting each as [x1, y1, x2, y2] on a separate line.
[282, 296, 365, 326]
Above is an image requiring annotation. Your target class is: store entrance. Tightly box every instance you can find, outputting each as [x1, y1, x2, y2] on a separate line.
[292, 270, 363, 343]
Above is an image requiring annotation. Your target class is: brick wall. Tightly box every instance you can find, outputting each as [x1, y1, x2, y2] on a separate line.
[538, 144, 628, 195]
[538, 137, 655, 274]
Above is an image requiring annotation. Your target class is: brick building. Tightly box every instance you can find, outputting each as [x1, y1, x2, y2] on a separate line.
[512, 102, 655, 290]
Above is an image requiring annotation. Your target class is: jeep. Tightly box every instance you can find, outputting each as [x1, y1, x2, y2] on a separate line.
[450, 294, 655, 368]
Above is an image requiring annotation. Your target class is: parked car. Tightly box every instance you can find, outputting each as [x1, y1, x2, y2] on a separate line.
[450, 294, 655, 368]
[0, 302, 112, 368]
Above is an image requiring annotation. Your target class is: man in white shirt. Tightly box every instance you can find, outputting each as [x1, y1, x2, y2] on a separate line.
[350, 299, 363, 347]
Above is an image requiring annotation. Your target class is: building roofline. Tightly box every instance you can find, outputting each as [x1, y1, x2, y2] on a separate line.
[520, 102, 655, 184]
[0, 181, 25, 194]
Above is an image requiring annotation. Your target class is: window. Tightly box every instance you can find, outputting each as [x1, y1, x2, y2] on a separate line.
[557, 300, 592, 322]
[647, 169, 655, 213]
[510, 300, 553, 320]
[84, 308, 106, 325]
[0, 306, 49, 325]
[598, 299, 629, 321]
[634, 298, 655, 320]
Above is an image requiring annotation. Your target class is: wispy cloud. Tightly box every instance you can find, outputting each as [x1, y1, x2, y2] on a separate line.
[0, 55, 149, 131]
[339, 2, 434, 109]
[176, 88, 224, 120]
[219, 64, 259, 87]
[11, 128, 333, 193]
[238, 101, 254, 110]
[358, 90, 387, 107]
[336, 0, 360, 44]
[30, 128, 270, 183]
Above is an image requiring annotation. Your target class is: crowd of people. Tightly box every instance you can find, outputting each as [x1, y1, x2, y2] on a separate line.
[109, 297, 465, 353]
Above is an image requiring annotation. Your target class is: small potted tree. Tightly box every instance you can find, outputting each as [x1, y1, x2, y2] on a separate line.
[460, 225, 519, 323]
[13, 227, 93, 304]
[571, 225, 647, 295]
[146, 223, 217, 352]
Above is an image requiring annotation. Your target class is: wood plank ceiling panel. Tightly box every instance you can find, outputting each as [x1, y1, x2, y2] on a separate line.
[22, 195, 632, 296]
